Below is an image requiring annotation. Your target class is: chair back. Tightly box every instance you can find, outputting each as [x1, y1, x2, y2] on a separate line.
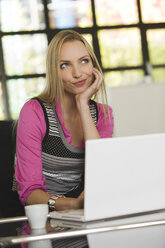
[0, 121, 24, 217]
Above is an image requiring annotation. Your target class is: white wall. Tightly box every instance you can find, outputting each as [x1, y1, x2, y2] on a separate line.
[106, 82, 165, 137]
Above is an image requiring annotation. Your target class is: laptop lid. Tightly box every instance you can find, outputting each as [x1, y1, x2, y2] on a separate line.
[84, 133, 165, 221]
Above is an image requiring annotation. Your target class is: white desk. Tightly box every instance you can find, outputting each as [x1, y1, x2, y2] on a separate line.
[0, 210, 165, 247]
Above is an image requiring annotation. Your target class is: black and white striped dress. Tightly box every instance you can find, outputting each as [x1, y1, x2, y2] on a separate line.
[36, 98, 98, 248]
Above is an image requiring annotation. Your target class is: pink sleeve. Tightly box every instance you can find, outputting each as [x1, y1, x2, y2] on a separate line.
[15, 99, 47, 205]
[96, 103, 114, 138]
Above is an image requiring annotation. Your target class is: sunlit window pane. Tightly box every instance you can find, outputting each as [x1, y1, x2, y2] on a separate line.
[95, 0, 138, 26]
[140, 0, 165, 23]
[0, 0, 45, 32]
[0, 82, 5, 120]
[104, 70, 144, 87]
[48, 0, 92, 28]
[2, 34, 47, 76]
[147, 29, 165, 65]
[152, 68, 165, 83]
[99, 29, 142, 68]
[7, 77, 45, 119]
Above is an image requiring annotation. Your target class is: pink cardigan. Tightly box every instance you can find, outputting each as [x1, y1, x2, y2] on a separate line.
[15, 99, 114, 204]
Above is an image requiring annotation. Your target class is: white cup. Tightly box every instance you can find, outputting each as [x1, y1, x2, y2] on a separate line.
[29, 228, 52, 248]
[25, 204, 48, 229]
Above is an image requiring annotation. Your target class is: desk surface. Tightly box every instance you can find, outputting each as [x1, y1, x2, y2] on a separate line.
[1, 210, 165, 248]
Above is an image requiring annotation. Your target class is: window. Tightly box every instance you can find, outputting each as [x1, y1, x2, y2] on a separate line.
[0, 0, 165, 119]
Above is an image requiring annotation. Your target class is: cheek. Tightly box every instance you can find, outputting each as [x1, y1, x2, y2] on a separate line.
[84, 64, 93, 76]
[86, 65, 94, 84]
[61, 70, 70, 82]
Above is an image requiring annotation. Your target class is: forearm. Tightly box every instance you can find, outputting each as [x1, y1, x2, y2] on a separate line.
[26, 189, 82, 210]
[78, 102, 100, 141]
[26, 189, 51, 205]
[75, 68, 103, 141]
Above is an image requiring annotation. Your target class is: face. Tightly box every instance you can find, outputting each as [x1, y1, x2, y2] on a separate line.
[59, 40, 94, 96]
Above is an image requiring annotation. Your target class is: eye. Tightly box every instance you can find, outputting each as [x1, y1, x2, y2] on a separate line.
[81, 58, 89, 64]
[60, 63, 68, 69]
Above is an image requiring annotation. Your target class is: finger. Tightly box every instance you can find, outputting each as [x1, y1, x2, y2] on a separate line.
[93, 68, 103, 87]
[92, 68, 100, 82]
[93, 75, 103, 92]
[79, 191, 84, 199]
[93, 68, 103, 78]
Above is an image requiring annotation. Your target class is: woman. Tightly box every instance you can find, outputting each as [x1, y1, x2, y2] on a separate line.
[15, 29, 114, 213]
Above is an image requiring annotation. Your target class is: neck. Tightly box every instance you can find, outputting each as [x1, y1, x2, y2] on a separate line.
[62, 93, 78, 119]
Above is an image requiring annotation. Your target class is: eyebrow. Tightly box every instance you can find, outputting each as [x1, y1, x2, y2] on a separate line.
[59, 55, 90, 63]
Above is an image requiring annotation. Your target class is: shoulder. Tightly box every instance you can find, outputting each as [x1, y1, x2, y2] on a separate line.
[19, 98, 46, 122]
[18, 99, 46, 134]
[20, 99, 43, 115]
[95, 102, 114, 138]
[96, 102, 113, 118]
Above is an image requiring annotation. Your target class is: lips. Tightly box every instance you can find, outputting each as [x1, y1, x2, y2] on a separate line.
[74, 79, 86, 87]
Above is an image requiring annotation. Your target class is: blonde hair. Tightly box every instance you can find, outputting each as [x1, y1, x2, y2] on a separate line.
[37, 30, 109, 118]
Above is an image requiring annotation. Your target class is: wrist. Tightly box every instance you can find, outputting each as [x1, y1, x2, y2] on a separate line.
[77, 101, 90, 114]
[48, 195, 65, 211]
[76, 95, 89, 108]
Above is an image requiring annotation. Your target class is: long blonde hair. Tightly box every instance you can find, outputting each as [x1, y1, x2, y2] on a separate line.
[37, 30, 109, 118]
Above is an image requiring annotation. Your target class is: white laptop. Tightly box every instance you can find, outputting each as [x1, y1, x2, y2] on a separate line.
[50, 133, 165, 222]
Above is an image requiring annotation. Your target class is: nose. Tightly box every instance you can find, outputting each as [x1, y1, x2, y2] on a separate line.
[72, 64, 82, 78]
